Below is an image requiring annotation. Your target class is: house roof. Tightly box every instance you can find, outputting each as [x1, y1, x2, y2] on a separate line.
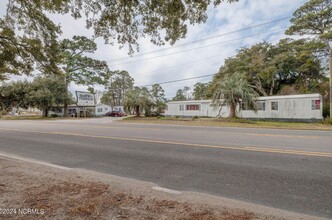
[167, 94, 322, 104]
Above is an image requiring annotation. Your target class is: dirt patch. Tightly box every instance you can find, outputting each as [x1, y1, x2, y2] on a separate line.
[0, 156, 319, 220]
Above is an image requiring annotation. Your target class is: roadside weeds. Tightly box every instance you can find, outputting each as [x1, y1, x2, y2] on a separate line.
[0, 156, 298, 220]
[0, 156, 258, 220]
[1, 155, 326, 220]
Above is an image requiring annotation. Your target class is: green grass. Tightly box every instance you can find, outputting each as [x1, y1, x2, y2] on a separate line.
[122, 116, 332, 130]
[0, 115, 54, 120]
[0, 115, 78, 120]
[0, 115, 102, 120]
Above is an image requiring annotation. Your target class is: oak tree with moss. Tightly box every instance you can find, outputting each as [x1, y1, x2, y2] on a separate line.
[286, 0, 332, 117]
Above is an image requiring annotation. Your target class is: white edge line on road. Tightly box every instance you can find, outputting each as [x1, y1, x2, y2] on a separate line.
[152, 186, 182, 195]
[0, 152, 72, 171]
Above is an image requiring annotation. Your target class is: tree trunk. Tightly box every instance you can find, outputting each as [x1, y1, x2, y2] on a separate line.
[135, 105, 140, 117]
[322, 39, 332, 118]
[229, 103, 236, 118]
[64, 77, 69, 117]
[43, 108, 48, 117]
[269, 77, 275, 96]
[254, 80, 268, 96]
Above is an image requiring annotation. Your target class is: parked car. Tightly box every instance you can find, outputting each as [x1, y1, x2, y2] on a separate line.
[106, 110, 126, 117]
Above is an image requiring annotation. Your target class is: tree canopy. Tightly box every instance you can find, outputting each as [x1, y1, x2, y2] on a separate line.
[212, 72, 259, 118]
[28, 76, 72, 117]
[172, 86, 191, 101]
[286, 0, 331, 117]
[0, 0, 64, 79]
[0, 76, 72, 116]
[209, 39, 325, 97]
[285, 0, 331, 39]
[62, 36, 109, 86]
[101, 70, 134, 106]
[150, 84, 167, 114]
[123, 86, 153, 117]
[61, 35, 110, 116]
[193, 82, 208, 100]
[61, 0, 238, 53]
[1, 0, 238, 78]
[0, 80, 30, 111]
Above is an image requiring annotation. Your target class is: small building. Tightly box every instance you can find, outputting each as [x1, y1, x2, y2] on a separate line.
[48, 104, 117, 117]
[68, 105, 95, 117]
[95, 104, 112, 116]
[48, 105, 95, 117]
[48, 91, 97, 117]
[165, 94, 323, 122]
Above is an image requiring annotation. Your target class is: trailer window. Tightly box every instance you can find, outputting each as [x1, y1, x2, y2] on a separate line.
[97, 108, 103, 113]
[311, 100, 320, 110]
[257, 102, 266, 111]
[186, 104, 200, 111]
[179, 105, 184, 111]
[271, 102, 278, 111]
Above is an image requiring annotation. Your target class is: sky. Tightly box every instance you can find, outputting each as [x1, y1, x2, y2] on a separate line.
[0, 0, 308, 100]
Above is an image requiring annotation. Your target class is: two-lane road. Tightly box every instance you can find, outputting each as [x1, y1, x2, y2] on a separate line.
[0, 118, 331, 218]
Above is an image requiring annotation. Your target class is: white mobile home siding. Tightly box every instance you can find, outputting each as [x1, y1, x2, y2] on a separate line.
[166, 100, 232, 117]
[165, 94, 323, 121]
[238, 94, 322, 120]
[95, 104, 112, 116]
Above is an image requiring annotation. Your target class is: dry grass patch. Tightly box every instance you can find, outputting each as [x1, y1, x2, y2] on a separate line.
[122, 116, 332, 131]
[1, 158, 258, 220]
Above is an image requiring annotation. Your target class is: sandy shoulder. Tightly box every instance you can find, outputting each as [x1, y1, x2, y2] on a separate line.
[0, 154, 326, 220]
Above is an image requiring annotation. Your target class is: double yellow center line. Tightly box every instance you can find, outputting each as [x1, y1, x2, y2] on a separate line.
[1, 128, 332, 158]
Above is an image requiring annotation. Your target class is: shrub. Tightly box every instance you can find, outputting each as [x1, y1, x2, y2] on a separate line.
[0, 110, 8, 116]
[50, 114, 58, 118]
[322, 117, 332, 125]
[192, 116, 199, 120]
[149, 111, 160, 117]
[323, 103, 330, 118]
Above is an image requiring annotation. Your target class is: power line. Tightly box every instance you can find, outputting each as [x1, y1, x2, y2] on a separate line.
[137, 48, 325, 88]
[108, 28, 284, 67]
[132, 49, 235, 76]
[140, 74, 217, 87]
[135, 49, 233, 74]
[109, 16, 291, 63]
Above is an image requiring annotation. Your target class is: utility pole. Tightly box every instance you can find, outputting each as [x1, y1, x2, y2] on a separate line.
[329, 48, 332, 118]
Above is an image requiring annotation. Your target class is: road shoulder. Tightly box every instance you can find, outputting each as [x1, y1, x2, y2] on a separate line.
[0, 154, 326, 220]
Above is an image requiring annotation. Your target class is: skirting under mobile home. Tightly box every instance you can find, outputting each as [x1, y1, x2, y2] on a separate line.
[165, 94, 323, 122]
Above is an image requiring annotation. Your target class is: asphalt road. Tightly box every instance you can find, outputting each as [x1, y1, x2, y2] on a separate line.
[0, 118, 331, 218]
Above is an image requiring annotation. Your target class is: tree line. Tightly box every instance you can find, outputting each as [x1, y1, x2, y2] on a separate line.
[0, 0, 237, 116]
[0, 76, 74, 116]
[0, 0, 331, 118]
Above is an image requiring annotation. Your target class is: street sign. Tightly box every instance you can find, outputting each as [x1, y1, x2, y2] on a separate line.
[76, 91, 95, 106]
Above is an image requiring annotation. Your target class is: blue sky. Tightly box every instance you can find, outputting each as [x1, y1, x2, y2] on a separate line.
[0, 0, 308, 100]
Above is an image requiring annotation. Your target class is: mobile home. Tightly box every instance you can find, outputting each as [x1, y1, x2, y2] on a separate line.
[95, 104, 112, 116]
[165, 94, 323, 121]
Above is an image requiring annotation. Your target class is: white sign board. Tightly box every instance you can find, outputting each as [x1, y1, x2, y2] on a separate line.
[76, 91, 95, 106]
